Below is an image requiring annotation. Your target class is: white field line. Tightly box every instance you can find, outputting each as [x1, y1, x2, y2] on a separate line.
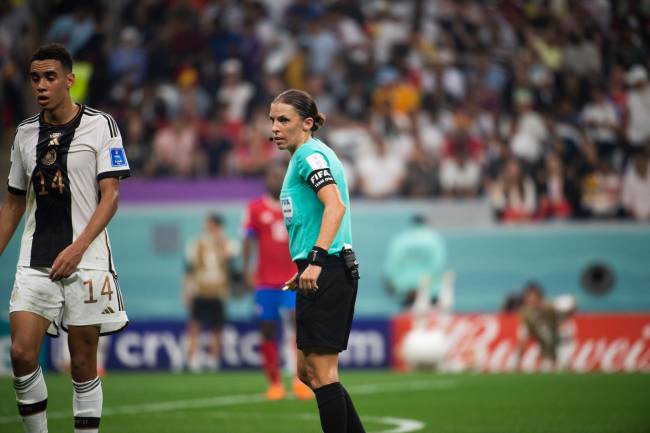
[208, 411, 426, 433]
[0, 378, 455, 430]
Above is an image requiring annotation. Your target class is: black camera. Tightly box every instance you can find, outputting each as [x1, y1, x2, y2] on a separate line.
[340, 245, 360, 281]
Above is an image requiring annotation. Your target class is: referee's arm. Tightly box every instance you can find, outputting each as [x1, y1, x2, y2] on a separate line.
[313, 184, 346, 251]
[0, 191, 26, 256]
[298, 184, 345, 291]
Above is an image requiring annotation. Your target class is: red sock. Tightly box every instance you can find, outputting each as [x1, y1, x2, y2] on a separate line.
[261, 341, 280, 384]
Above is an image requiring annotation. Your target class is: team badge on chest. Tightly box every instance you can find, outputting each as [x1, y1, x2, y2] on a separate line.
[41, 148, 57, 166]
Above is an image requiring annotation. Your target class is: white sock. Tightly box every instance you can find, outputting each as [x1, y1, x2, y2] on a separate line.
[13, 366, 48, 433]
[72, 377, 102, 433]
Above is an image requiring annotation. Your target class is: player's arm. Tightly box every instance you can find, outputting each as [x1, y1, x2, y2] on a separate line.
[299, 184, 346, 291]
[0, 192, 27, 256]
[241, 233, 257, 289]
[49, 177, 120, 280]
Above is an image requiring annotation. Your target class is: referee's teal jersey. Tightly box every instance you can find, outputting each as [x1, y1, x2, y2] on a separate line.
[280, 137, 352, 261]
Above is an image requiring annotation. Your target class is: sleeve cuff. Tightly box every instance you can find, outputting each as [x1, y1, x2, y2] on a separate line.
[8, 185, 27, 195]
[97, 170, 131, 181]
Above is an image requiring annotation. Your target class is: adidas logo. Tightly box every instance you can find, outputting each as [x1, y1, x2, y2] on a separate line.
[101, 306, 115, 315]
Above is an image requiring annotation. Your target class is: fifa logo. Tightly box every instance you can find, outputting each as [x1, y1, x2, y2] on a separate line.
[48, 132, 61, 147]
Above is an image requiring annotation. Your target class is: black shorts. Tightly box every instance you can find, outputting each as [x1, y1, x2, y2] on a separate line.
[295, 255, 358, 352]
[191, 297, 225, 330]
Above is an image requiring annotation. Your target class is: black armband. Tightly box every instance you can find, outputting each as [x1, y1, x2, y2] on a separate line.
[307, 168, 336, 193]
[308, 246, 328, 267]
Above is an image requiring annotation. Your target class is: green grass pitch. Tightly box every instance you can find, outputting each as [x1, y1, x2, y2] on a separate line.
[1, 371, 648, 433]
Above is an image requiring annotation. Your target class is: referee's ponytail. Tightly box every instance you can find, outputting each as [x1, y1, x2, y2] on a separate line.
[273, 89, 326, 132]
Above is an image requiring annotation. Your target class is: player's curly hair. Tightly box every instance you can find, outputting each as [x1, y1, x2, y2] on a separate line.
[30, 43, 73, 72]
[273, 89, 326, 132]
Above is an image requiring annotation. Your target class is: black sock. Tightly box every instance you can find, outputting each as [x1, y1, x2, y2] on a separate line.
[314, 382, 347, 433]
[342, 385, 366, 433]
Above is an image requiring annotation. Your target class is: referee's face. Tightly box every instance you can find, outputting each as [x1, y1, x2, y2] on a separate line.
[269, 102, 313, 153]
[30, 59, 74, 111]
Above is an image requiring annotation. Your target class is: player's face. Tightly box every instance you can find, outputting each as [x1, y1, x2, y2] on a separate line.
[265, 165, 285, 198]
[269, 102, 313, 153]
[29, 59, 74, 111]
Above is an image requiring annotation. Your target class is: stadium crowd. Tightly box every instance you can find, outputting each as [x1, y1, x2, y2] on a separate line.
[1, 0, 649, 222]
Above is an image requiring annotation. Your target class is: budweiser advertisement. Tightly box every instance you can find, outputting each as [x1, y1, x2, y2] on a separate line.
[391, 313, 650, 372]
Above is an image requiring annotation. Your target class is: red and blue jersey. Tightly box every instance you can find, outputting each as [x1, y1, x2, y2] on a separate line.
[243, 197, 295, 288]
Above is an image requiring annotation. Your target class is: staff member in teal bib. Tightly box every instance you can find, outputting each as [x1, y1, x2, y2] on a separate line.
[270, 89, 366, 433]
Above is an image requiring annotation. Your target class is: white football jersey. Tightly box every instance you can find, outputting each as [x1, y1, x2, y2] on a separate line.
[7, 105, 130, 271]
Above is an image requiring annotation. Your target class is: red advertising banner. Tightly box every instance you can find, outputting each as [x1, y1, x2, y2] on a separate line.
[391, 313, 650, 372]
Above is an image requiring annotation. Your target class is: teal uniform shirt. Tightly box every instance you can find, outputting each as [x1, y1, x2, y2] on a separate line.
[384, 225, 446, 297]
[280, 137, 353, 260]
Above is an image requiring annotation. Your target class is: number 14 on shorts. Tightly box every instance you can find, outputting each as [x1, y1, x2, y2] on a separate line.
[83, 275, 114, 304]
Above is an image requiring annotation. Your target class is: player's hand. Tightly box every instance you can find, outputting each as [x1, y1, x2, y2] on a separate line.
[284, 273, 298, 291]
[50, 242, 85, 280]
[299, 265, 321, 293]
[244, 271, 256, 289]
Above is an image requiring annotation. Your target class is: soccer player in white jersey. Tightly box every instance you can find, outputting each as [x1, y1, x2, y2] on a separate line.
[0, 43, 130, 433]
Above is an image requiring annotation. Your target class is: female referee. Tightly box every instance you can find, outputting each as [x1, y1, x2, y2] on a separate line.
[270, 89, 366, 433]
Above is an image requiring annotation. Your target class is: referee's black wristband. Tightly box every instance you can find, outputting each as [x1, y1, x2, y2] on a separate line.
[308, 246, 328, 267]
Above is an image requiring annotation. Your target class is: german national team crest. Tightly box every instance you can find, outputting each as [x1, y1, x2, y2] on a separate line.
[48, 132, 61, 147]
[41, 148, 57, 166]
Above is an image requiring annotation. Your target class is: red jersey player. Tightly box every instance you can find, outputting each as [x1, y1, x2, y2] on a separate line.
[242, 164, 313, 400]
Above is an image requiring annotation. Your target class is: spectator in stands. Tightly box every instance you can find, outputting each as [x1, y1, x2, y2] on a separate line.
[108, 27, 147, 89]
[625, 66, 650, 153]
[581, 86, 621, 163]
[217, 58, 255, 123]
[488, 158, 537, 223]
[45, 4, 96, 56]
[149, 106, 199, 176]
[356, 135, 406, 199]
[536, 153, 572, 220]
[622, 150, 650, 221]
[510, 89, 548, 167]
[580, 159, 622, 219]
[402, 143, 438, 198]
[439, 141, 481, 198]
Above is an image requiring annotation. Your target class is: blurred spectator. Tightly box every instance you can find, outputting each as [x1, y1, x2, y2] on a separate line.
[489, 158, 538, 223]
[149, 108, 200, 176]
[624, 66, 650, 152]
[563, 30, 601, 78]
[402, 143, 438, 198]
[580, 86, 621, 163]
[622, 151, 650, 221]
[357, 136, 405, 199]
[536, 153, 572, 220]
[217, 59, 255, 123]
[580, 159, 622, 219]
[510, 89, 548, 166]
[108, 27, 147, 89]
[439, 142, 481, 198]
[46, 4, 96, 56]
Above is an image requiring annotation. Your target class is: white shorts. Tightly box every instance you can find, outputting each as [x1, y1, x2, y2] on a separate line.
[9, 266, 128, 337]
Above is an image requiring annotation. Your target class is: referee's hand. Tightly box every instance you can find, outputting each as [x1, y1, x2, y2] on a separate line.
[299, 265, 321, 293]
